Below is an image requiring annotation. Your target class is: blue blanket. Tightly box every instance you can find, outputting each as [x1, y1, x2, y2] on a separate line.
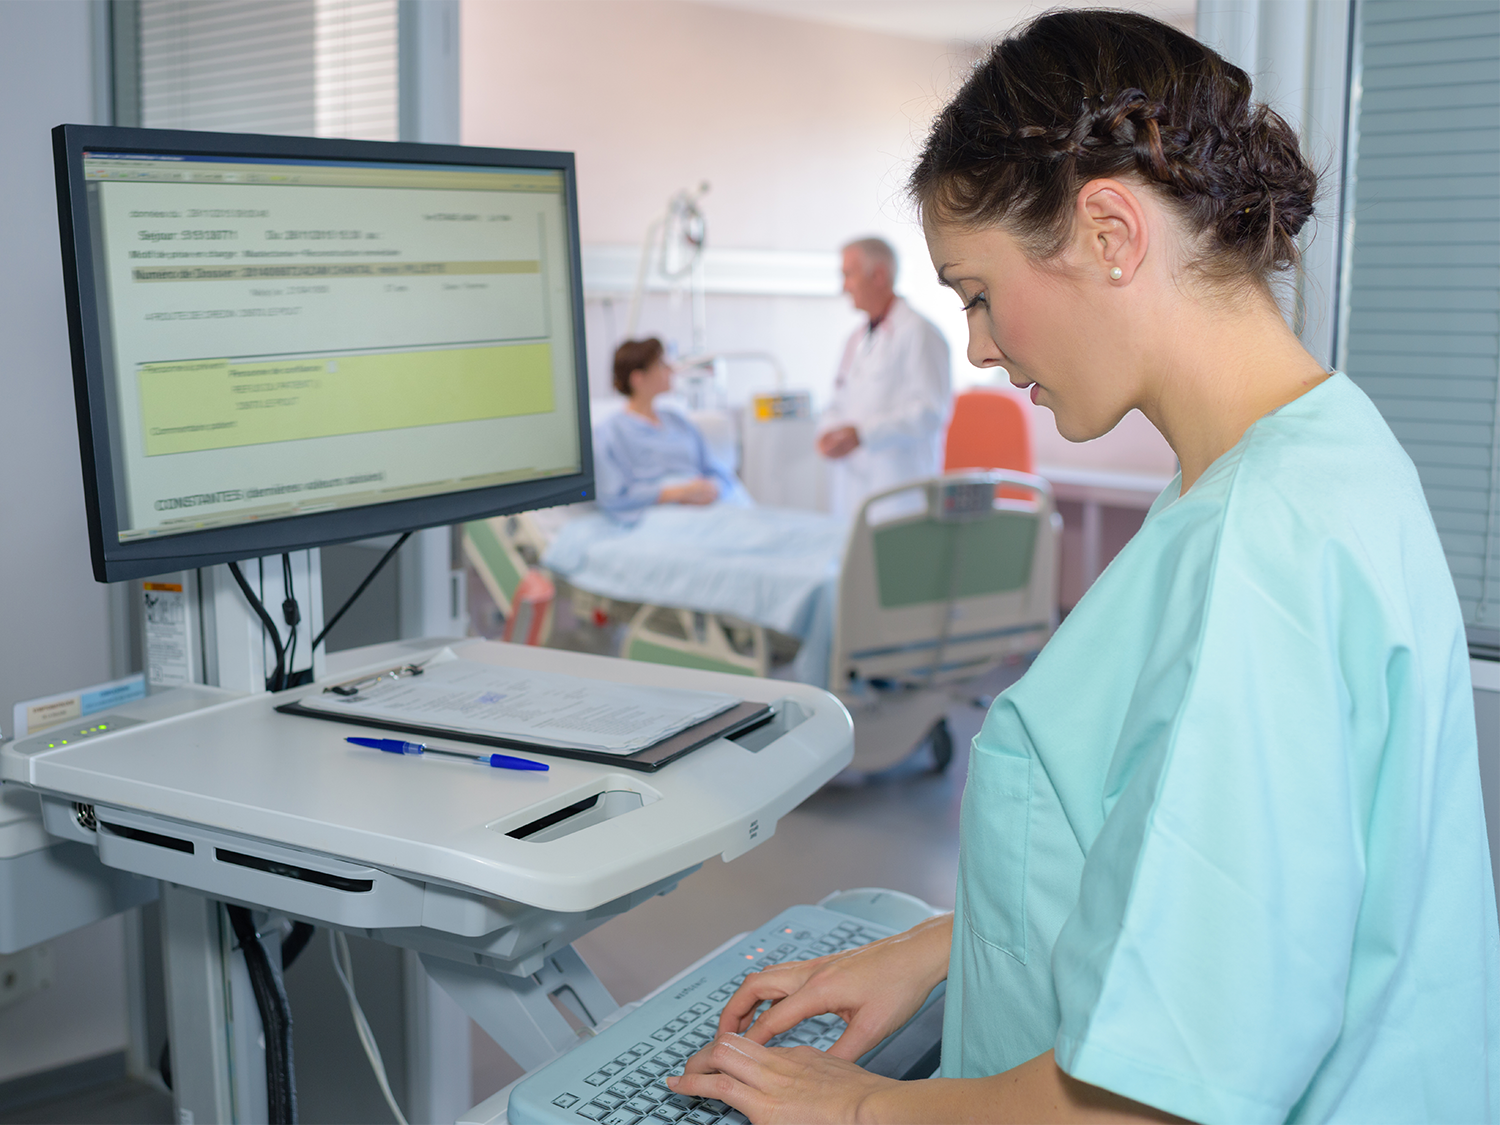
[542, 506, 846, 687]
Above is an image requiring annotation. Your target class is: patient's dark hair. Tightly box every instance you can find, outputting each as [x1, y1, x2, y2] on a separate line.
[612, 337, 665, 396]
[910, 9, 1317, 288]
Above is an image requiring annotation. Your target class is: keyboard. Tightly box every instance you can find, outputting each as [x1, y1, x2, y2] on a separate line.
[507, 903, 901, 1125]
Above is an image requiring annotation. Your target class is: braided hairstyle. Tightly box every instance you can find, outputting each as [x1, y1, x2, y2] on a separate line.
[910, 9, 1317, 288]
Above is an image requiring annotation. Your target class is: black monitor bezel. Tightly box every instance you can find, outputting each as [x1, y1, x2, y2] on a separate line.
[53, 123, 594, 583]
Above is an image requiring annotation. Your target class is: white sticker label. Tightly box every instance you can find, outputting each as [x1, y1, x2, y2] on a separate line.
[144, 582, 192, 688]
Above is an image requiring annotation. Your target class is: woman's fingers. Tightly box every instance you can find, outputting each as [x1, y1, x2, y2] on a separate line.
[715, 960, 822, 1035]
[670, 1035, 895, 1125]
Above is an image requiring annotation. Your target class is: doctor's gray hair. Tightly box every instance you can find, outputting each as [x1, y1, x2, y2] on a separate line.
[909, 9, 1317, 289]
[842, 237, 897, 280]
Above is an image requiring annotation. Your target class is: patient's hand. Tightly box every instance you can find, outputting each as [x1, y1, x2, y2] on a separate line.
[817, 426, 860, 459]
[660, 478, 719, 505]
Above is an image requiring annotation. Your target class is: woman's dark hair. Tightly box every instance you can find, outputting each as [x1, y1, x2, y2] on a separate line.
[612, 337, 665, 396]
[910, 9, 1317, 287]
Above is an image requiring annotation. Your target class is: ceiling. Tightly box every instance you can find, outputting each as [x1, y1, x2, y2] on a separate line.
[694, 0, 1196, 45]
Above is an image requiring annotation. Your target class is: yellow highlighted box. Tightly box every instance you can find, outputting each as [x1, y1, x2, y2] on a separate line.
[139, 344, 555, 456]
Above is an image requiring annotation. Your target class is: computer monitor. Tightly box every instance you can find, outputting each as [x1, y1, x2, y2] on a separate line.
[53, 124, 593, 583]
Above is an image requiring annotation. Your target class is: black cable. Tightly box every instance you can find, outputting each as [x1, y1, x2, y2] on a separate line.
[310, 531, 411, 653]
[227, 905, 298, 1125]
[281, 553, 300, 686]
[229, 560, 288, 692]
[281, 921, 316, 972]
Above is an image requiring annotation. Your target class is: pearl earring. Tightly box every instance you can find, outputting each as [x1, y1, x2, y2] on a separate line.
[1109, 267, 1123, 280]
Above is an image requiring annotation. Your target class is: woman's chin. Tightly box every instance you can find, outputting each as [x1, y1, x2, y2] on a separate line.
[1053, 411, 1118, 444]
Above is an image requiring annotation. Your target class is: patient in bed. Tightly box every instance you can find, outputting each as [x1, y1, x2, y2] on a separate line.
[595, 337, 751, 525]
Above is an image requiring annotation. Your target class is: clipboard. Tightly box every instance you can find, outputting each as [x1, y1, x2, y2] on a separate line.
[275, 697, 774, 772]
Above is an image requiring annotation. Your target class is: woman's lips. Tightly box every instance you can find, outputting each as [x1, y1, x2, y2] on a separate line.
[1030, 384, 1040, 404]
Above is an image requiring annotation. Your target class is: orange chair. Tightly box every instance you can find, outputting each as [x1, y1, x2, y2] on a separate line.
[944, 388, 1034, 497]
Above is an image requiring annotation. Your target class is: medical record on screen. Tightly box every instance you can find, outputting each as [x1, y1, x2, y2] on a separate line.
[79, 150, 584, 543]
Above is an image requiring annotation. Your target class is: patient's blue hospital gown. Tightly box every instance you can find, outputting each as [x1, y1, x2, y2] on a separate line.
[594, 407, 750, 525]
[944, 374, 1499, 1123]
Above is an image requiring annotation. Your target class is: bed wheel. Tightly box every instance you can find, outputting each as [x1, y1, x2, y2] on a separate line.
[929, 719, 954, 773]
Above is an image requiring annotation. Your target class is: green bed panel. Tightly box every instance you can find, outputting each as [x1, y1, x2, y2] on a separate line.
[464, 519, 524, 603]
[872, 513, 1038, 608]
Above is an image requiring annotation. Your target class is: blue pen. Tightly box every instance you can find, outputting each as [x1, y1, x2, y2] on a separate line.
[346, 736, 548, 771]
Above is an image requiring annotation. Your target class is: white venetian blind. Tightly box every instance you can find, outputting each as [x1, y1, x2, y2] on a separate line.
[136, 0, 397, 141]
[1340, 0, 1500, 654]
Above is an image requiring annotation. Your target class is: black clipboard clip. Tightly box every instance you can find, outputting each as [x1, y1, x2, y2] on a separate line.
[324, 661, 428, 698]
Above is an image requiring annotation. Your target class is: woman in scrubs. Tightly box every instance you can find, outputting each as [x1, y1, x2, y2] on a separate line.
[669, 10, 1499, 1123]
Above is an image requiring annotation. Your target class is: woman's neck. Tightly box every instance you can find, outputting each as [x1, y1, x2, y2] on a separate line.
[1135, 290, 1330, 493]
[626, 395, 659, 423]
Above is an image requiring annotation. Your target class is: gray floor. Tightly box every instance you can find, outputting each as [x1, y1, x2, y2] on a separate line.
[2, 658, 1022, 1124]
[0, 1078, 173, 1125]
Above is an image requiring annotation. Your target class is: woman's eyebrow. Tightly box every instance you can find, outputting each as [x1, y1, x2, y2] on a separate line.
[936, 265, 955, 288]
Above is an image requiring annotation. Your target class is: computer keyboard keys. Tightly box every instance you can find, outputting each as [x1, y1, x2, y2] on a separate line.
[507, 905, 907, 1124]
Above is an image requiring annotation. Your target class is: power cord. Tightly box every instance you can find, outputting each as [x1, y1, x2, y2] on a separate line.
[228, 560, 289, 692]
[227, 532, 412, 693]
[281, 553, 300, 685]
[226, 905, 298, 1124]
[310, 532, 411, 653]
[329, 930, 409, 1125]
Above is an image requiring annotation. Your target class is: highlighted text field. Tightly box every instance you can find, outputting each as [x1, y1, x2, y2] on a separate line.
[139, 344, 555, 456]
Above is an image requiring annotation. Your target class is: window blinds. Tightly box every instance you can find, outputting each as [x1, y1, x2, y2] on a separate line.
[1341, 0, 1500, 655]
[134, 0, 396, 141]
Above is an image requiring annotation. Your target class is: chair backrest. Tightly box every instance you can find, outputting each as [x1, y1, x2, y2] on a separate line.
[831, 472, 1058, 688]
[944, 388, 1034, 474]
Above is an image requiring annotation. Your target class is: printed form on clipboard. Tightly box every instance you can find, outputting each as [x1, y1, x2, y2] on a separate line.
[295, 649, 742, 756]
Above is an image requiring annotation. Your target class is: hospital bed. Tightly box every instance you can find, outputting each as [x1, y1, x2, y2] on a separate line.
[465, 471, 1059, 774]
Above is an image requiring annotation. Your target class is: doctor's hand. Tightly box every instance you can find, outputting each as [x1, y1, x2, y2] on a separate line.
[710, 912, 952, 1063]
[666, 1032, 899, 1125]
[817, 426, 860, 459]
[659, 478, 719, 505]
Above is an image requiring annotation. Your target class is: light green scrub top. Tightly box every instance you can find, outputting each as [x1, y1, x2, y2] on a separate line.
[942, 375, 1500, 1123]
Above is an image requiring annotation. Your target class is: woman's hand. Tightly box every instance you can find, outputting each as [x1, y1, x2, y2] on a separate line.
[713, 913, 952, 1062]
[659, 478, 719, 505]
[666, 1033, 899, 1124]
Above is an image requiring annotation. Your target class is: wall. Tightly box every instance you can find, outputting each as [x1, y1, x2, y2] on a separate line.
[461, 0, 1177, 476]
[0, 0, 132, 1082]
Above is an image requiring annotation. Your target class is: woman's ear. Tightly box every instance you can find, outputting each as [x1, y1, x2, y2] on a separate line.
[1075, 178, 1149, 284]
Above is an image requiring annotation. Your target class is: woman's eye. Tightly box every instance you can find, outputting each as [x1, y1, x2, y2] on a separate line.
[961, 291, 987, 313]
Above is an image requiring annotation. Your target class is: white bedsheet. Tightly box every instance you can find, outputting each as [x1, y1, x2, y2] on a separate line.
[542, 505, 846, 687]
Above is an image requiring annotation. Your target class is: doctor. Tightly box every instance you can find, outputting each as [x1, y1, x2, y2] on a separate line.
[672, 9, 1499, 1123]
[816, 238, 951, 518]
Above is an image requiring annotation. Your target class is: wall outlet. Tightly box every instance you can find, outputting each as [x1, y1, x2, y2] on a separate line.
[0, 944, 53, 1010]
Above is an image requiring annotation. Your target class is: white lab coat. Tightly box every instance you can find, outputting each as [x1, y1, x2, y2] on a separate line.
[818, 297, 952, 518]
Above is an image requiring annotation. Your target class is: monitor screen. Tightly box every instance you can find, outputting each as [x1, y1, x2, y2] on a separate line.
[54, 125, 593, 582]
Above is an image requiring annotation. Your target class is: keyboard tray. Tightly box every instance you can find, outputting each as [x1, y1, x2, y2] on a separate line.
[508, 902, 918, 1125]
